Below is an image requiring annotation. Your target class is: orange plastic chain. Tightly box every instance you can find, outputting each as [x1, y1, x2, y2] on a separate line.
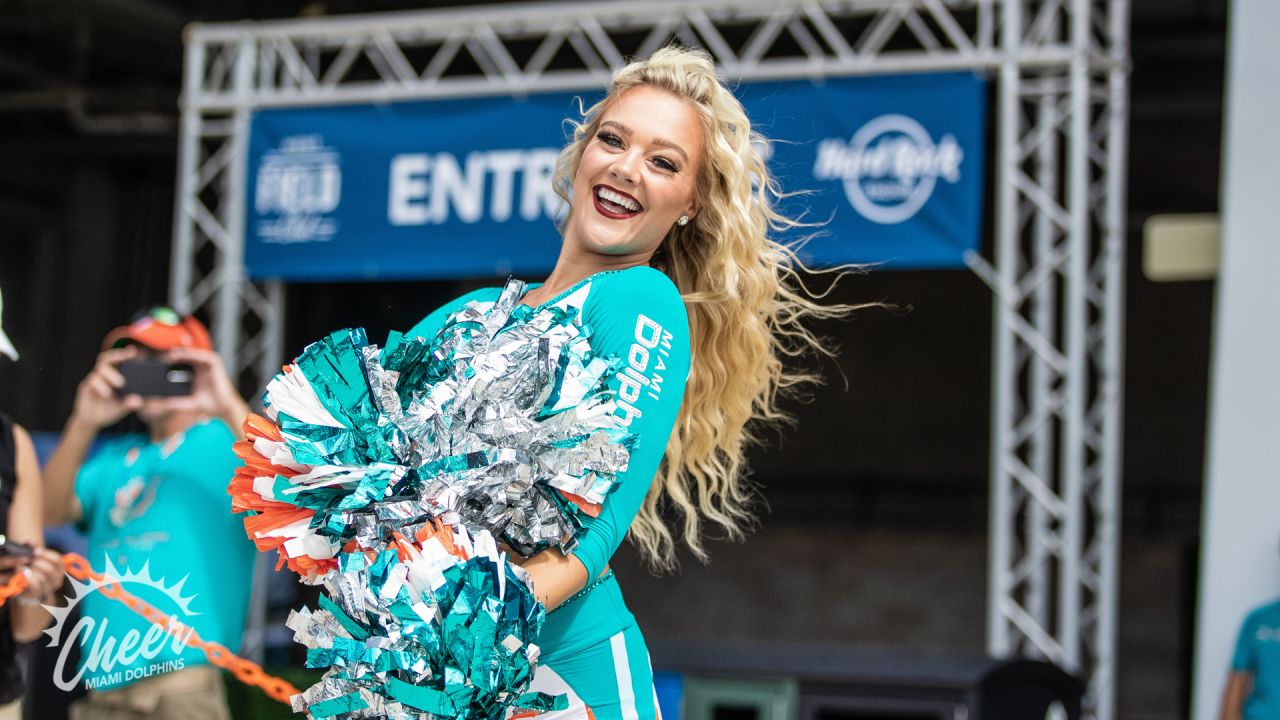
[0, 570, 26, 604]
[0, 552, 300, 706]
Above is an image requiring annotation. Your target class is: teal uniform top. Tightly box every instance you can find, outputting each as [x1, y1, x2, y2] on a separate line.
[73, 418, 257, 691]
[407, 265, 691, 658]
[1233, 598, 1280, 720]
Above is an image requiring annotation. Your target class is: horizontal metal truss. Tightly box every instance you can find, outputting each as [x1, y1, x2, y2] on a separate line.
[171, 1, 1128, 718]
[184, 0, 1011, 109]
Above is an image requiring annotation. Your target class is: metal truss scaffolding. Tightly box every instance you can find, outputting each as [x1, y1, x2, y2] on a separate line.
[172, 1, 1128, 717]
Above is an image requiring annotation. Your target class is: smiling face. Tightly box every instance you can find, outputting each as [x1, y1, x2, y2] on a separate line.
[563, 85, 705, 264]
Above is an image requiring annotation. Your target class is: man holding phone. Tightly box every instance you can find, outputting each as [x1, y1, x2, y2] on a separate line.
[43, 307, 256, 720]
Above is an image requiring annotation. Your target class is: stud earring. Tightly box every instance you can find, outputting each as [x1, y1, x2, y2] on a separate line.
[676, 215, 690, 226]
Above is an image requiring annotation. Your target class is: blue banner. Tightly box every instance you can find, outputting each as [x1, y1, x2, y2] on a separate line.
[245, 72, 985, 280]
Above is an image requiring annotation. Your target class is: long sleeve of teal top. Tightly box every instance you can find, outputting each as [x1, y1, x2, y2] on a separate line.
[406, 267, 690, 578]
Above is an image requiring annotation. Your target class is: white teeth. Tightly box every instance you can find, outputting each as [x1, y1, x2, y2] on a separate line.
[596, 187, 640, 212]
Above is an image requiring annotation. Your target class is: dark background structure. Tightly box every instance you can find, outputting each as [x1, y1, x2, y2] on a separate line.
[0, 1, 1225, 717]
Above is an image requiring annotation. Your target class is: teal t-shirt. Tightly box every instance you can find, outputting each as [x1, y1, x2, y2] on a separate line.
[1233, 599, 1280, 720]
[72, 418, 256, 691]
[407, 266, 691, 581]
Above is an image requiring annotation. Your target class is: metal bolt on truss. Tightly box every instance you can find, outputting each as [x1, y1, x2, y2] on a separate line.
[170, 1, 1128, 717]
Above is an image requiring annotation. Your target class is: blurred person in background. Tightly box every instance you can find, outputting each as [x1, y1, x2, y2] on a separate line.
[0, 288, 67, 720]
[1220, 549, 1280, 720]
[42, 307, 255, 720]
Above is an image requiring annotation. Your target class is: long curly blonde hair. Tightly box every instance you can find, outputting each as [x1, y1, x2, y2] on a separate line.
[554, 46, 865, 571]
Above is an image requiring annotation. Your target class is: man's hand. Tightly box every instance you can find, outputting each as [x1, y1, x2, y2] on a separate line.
[163, 347, 251, 437]
[69, 346, 144, 432]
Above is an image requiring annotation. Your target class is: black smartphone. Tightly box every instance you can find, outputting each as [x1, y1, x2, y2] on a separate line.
[117, 359, 195, 397]
[0, 535, 34, 559]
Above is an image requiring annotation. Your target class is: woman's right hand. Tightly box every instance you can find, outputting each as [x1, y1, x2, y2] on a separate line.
[70, 346, 143, 431]
[0, 554, 27, 586]
[20, 548, 65, 602]
[0, 550, 64, 600]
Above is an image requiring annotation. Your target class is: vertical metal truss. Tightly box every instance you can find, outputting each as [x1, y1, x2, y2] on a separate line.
[968, 0, 1128, 718]
[171, 0, 1127, 715]
[170, 34, 286, 401]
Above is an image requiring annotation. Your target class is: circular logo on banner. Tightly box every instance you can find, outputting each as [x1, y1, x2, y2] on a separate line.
[813, 114, 964, 225]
